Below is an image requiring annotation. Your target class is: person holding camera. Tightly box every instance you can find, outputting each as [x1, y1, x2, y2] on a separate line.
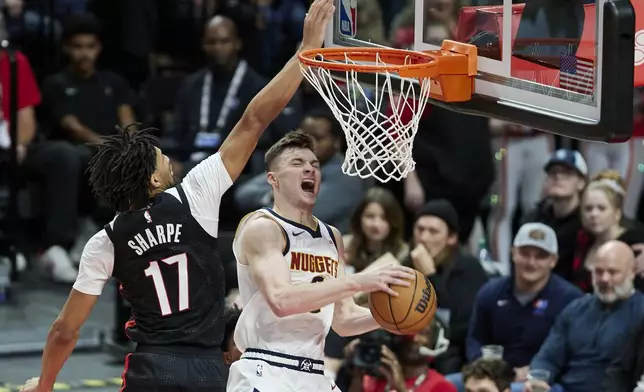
[337, 319, 455, 392]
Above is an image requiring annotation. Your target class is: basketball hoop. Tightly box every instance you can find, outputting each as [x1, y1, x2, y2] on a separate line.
[298, 41, 478, 182]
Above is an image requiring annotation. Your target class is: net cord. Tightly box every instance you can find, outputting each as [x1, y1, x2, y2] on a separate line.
[300, 52, 432, 183]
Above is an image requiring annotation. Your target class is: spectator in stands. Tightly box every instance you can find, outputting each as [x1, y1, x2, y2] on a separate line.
[572, 170, 644, 291]
[324, 187, 406, 376]
[526, 240, 644, 392]
[41, 13, 136, 144]
[235, 109, 364, 232]
[338, 320, 456, 392]
[223, 305, 242, 366]
[602, 321, 644, 391]
[0, 47, 80, 283]
[522, 149, 587, 283]
[172, 15, 301, 173]
[391, 101, 493, 242]
[41, 12, 137, 262]
[343, 187, 408, 274]
[450, 223, 582, 392]
[408, 199, 489, 374]
[462, 358, 516, 392]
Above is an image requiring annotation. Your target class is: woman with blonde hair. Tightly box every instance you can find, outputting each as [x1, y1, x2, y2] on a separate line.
[572, 170, 644, 291]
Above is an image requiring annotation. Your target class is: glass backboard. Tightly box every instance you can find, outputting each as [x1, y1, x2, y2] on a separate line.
[324, 0, 639, 141]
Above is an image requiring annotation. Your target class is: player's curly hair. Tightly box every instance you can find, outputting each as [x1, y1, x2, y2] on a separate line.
[585, 169, 626, 210]
[462, 358, 515, 391]
[264, 130, 316, 171]
[87, 124, 160, 213]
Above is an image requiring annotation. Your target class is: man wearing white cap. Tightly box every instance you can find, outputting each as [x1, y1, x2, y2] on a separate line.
[451, 223, 582, 392]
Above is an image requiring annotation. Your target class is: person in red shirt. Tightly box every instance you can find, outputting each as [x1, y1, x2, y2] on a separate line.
[1, 49, 82, 283]
[358, 320, 456, 392]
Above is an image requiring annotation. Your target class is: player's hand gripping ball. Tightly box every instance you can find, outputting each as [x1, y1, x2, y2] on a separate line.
[368, 269, 437, 335]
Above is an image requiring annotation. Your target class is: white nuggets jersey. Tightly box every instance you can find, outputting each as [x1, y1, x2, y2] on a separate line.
[233, 207, 340, 360]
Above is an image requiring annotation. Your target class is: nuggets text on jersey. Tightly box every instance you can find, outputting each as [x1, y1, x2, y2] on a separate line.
[290, 251, 339, 278]
[128, 223, 183, 255]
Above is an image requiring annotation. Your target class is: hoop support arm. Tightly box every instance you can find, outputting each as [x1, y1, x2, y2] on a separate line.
[417, 40, 478, 103]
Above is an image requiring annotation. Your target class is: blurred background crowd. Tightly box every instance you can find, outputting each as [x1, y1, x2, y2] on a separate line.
[1, 0, 644, 391]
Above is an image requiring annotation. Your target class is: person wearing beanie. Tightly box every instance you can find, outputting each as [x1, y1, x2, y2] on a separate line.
[406, 199, 489, 374]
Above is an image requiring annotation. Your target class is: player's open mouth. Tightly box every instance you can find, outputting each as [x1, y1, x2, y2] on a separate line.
[301, 179, 315, 194]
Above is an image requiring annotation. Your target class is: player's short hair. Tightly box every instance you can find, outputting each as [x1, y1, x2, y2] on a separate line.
[87, 124, 160, 212]
[222, 305, 242, 350]
[264, 130, 316, 171]
[62, 12, 102, 42]
[462, 358, 515, 391]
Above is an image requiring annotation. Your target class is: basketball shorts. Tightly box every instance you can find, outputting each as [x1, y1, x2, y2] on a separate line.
[227, 348, 340, 392]
[120, 344, 228, 392]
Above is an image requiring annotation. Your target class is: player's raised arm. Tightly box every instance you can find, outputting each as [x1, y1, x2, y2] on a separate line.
[217, 0, 334, 181]
[240, 217, 416, 318]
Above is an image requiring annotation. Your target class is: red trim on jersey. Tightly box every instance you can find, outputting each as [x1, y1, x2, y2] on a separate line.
[124, 319, 136, 340]
[119, 353, 131, 392]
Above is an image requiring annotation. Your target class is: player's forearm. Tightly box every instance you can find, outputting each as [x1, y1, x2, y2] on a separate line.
[270, 276, 362, 317]
[333, 304, 380, 337]
[38, 321, 79, 389]
[245, 49, 306, 128]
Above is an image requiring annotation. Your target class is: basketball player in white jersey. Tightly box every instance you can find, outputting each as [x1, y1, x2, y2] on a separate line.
[488, 119, 554, 274]
[227, 131, 417, 392]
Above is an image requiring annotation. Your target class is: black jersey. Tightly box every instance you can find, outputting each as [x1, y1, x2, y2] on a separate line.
[105, 184, 225, 348]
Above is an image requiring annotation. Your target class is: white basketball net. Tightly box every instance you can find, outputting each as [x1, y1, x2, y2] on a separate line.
[300, 52, 432, 183]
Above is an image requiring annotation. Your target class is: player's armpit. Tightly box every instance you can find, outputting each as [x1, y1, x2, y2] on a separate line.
[329, 227, 380, 337]
[38, 289, 99, 389]
[242, 218, 362, 318]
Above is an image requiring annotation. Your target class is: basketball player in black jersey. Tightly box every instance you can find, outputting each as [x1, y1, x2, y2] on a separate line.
[19, 1, 335, 391]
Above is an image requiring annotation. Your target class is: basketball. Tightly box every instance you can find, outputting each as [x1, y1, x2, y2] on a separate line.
[368, 269, 437, 335]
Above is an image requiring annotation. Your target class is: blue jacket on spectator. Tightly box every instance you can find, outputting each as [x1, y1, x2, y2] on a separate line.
[530, 292, 644, 392]
[466, 274, 583, 368]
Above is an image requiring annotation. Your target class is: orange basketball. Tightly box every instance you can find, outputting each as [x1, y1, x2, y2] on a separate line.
[368, 269, 437, 335]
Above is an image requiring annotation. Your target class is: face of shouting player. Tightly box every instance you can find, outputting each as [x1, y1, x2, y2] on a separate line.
[268, 148, 321, 209]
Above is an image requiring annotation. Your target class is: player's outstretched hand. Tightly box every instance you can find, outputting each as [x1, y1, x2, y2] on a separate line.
[301, 0, 335, 51]
[353, 265, 416, 296]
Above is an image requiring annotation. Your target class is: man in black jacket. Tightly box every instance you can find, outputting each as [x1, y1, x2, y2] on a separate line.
[521, 149, 587, 282]
[407, 199, 489, 374]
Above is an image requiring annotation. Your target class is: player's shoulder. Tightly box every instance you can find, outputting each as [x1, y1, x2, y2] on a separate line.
[83, 228, 114, 259]
[239, 211, 284, 238]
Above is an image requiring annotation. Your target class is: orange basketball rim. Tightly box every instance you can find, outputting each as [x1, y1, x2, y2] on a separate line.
[298, 40, 479, 103]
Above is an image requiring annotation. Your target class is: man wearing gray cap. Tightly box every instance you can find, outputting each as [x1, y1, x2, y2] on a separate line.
[448, 223, 582, 392]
